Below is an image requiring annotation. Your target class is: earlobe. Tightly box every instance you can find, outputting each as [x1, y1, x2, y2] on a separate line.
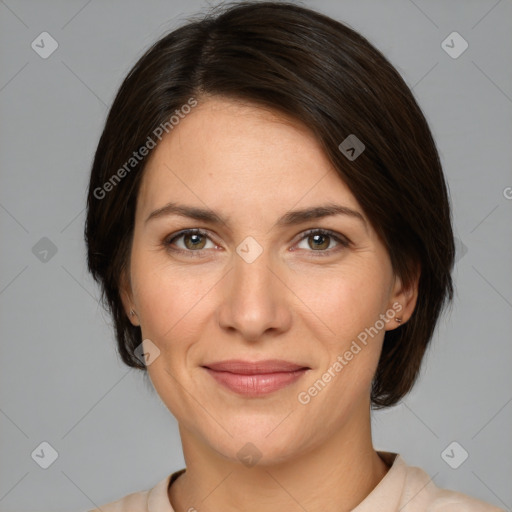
[387, 265, 420, 329]
[119, 271, 139, 326]
[129, 308, 139, 323]
[125, 300, 140, 326]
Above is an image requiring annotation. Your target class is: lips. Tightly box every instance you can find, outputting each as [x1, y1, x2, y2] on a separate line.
[203, 359, 309, 374]
[202, 359, 310, 396]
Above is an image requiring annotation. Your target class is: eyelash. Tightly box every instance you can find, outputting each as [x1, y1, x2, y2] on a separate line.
[163, 228, 350, 258]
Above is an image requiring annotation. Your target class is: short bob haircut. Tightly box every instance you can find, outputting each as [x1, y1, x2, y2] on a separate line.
[85, 0, 455, 409]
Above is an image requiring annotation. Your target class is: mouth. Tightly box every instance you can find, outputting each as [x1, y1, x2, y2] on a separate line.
[201, 359, 310, 397]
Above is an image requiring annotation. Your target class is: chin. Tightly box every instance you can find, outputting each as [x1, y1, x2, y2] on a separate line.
[203, 422, 311, 469]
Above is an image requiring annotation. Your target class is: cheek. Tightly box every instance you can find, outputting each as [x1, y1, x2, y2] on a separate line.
[290, 261, 390, 411]
[131, 250, 223, 375]
[131, 258, 214, 415]
[291, 260, 391, 344]
[295, 268, 388, 422]
[130, 250, 195, 341]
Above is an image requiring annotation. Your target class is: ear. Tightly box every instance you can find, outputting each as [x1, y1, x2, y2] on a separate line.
[119, 268, 139, 326]
[385, 262, 420, 331]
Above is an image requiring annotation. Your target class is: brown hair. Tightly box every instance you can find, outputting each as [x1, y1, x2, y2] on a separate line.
[84, 0, 455, 408]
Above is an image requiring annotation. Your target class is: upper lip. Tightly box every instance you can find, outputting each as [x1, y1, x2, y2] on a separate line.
[203, 359, 309, 374]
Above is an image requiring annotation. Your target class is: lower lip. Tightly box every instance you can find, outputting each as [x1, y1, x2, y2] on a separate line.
[203, 368, 308, 397]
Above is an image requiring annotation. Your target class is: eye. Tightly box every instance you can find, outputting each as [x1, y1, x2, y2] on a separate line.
[164, 229, 217, 256]
[294, 229, 350, 256]
[163, 228, 350, 257]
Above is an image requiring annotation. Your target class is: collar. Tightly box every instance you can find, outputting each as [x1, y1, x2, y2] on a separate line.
[146, 452, 405, 512]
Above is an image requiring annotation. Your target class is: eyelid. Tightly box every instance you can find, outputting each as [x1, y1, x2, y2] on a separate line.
[293, 228, 350, 251]
[164, 228, 218, 255]
[164, 227, 350, 256]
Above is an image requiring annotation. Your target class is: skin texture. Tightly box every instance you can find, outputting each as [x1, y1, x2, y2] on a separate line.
[120, 96, 419, 512]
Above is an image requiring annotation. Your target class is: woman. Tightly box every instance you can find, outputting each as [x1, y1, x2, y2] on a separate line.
[84, 2, 502, 511]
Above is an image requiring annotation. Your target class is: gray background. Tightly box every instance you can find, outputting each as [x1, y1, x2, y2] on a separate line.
[1, 0, 511, 511]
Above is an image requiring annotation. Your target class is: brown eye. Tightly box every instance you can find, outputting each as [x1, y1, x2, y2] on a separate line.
[164, 229, 215, 254]
[183, 232, 207, 250]
[295, 229, 350, 256]
[308, 233, 331, 250]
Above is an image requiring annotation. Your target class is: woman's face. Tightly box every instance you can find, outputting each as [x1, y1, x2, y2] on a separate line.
[121, 96, 414, 465]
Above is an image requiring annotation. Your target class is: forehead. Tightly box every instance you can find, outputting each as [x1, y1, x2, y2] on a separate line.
[137, 97, 361, 220]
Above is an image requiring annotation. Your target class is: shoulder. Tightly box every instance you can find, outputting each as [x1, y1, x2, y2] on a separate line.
[86, 488, 150, 512]
[85, 468, 184, 512]
[400, 460, 504, 512]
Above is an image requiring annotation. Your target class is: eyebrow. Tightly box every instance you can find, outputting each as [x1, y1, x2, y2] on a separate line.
[145, 201, 367, 230]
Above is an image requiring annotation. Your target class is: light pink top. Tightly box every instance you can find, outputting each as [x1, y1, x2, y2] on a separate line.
[88, 452, 504, 511]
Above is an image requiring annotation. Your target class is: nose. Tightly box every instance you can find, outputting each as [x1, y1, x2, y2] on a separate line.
[216, 247, 293, 342]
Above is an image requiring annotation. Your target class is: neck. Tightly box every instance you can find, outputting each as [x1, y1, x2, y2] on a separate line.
[169, 403, 390, 512]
